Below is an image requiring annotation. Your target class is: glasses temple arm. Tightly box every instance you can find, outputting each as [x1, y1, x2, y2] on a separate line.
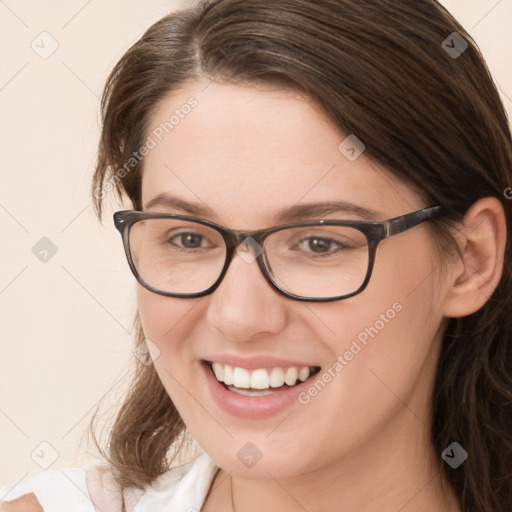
[384, 205, 442, 237]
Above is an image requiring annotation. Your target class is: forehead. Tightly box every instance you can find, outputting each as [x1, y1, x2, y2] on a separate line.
[141, 81, 420, 228]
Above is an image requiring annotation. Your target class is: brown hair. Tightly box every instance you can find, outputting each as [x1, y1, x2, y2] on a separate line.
[90, 1, 512, 509]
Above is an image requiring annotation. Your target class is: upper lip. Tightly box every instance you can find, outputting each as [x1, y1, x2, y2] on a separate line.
[203, 354, 320, 370]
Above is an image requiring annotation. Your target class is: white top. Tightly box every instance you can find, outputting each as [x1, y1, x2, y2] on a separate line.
[0, 452, 219, 511]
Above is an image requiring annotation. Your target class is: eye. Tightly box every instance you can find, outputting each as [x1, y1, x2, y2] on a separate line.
[296, 236, 347, 255]
[171, 232, 207, 249]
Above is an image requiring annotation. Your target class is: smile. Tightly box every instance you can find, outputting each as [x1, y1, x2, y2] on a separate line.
[206, 361, 321, 396]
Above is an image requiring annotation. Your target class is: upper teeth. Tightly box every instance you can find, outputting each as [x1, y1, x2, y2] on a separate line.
[211, 362, 314, 389]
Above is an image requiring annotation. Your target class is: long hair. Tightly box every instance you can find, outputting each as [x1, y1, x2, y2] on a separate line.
[90, 1, 512, 509]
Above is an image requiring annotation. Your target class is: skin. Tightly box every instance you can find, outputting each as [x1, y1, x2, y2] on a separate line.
[134, 80, 505, 512]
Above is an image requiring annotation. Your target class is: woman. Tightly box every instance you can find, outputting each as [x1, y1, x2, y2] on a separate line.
[1, 0, 511, 511]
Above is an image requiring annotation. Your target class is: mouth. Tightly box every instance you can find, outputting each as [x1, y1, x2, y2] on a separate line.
[203, 360, 321, 397]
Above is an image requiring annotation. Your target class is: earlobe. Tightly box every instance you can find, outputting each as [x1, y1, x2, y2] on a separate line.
[442, 197, 507, 318]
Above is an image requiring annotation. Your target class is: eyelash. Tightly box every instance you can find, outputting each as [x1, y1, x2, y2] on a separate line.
[292, 237, 352, 256]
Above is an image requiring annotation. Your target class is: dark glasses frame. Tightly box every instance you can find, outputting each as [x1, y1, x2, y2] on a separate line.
[113, 205, 442, 302]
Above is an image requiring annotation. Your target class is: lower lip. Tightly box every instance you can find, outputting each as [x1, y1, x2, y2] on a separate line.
[201, 361, 318, 419]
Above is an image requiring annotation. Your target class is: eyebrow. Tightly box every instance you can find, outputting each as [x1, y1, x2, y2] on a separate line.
[144, 193, 383, 223]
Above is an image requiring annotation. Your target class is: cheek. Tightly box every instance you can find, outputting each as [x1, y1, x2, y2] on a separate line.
[304, 235, 444, 420]
[136, 287, 226, 446]
[136, 286, 205, 411]
[314, 234, 442, 346]
[136, 285, 202, 361]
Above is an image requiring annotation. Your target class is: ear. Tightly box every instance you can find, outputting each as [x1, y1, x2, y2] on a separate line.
[442, 197, 507, 318]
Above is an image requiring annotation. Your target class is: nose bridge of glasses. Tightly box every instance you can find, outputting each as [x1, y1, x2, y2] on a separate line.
[219, 225, 264, 252]
[225, 230, 264, 264]
[214, 230, 269, 294]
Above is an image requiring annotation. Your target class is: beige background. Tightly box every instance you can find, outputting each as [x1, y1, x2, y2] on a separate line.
[0, 0, 511, 486]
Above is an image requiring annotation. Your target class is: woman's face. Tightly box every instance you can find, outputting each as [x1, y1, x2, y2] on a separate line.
[137, 80, 448, 478]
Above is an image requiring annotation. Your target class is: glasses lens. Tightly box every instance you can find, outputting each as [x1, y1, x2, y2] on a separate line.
[264, 225, 369, 298]
[129, 218, 226, 294]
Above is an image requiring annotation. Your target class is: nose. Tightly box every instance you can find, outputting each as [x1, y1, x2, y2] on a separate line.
[205, 245, 288, 342]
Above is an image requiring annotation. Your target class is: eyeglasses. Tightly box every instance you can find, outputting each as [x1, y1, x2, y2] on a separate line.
[113, 205, 441, 302]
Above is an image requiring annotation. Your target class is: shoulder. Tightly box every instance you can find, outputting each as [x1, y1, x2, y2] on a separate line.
[0, 453, 219, 512]
[0, 466, 120, 512]
[1, 493, 43, 512]
[131, 452, 219, 511]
